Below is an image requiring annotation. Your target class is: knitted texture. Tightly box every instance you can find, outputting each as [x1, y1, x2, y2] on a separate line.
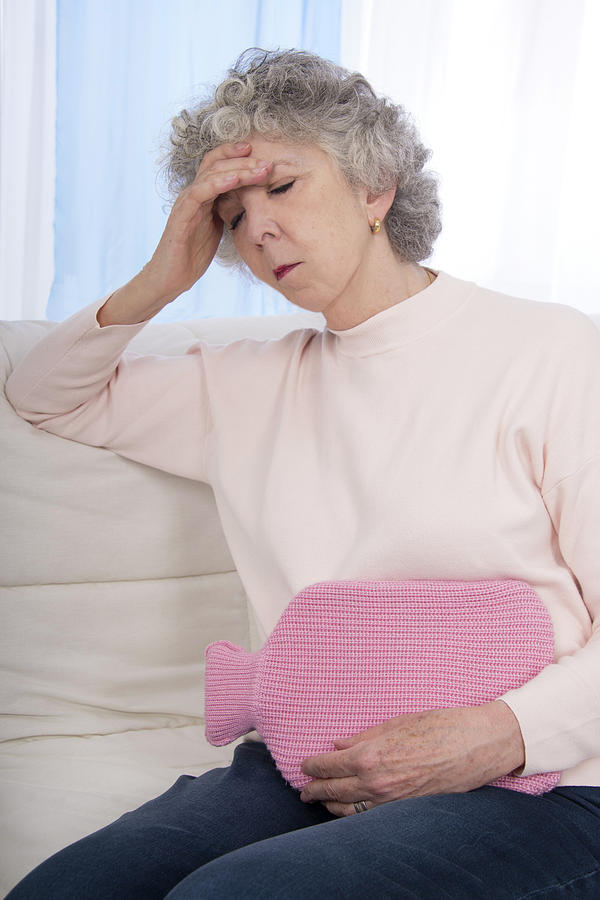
[205, 579, 560, 795]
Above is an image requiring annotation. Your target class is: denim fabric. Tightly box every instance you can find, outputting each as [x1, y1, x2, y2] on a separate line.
[7, 741, 600, 899]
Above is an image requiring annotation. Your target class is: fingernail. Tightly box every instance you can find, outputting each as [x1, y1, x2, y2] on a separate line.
[234, 142, 249, 149]
[252, 165, 268, 174]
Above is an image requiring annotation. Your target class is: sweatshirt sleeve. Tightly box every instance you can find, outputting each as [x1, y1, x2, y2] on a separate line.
[5, 297, 213, 482]
[501, 309, 600, 776]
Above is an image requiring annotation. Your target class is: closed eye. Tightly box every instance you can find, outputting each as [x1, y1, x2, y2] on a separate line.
[229, 180, 295, 230]
[269, 180, 295, 195]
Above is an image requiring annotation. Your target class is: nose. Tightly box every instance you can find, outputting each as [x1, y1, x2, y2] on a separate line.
[243, 192, 280, 247]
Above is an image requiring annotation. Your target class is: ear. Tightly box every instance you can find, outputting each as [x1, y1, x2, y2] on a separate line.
[365, 185, 397, 227]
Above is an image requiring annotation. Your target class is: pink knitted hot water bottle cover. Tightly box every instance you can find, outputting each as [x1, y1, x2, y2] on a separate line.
[205, 579, 560, 794]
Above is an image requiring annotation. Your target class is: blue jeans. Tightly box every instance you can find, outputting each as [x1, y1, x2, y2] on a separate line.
[7, 741, 600, 899]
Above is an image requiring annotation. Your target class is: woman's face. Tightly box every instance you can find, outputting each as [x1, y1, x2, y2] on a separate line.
[215, 135, 377, 321]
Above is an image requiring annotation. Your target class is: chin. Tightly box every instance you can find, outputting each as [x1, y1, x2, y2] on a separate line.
[287, 299, 325, 314]
[279, 288, 333, 317]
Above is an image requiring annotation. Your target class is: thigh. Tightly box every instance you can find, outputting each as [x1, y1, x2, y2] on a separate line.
[165, 786, 600, 899]
[6, 741, 333, 900]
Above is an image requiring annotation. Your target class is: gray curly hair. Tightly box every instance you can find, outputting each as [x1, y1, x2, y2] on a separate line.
[163, 48, 441, 266]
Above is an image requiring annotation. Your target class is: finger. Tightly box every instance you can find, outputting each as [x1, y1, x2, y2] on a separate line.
[325, 800, 374, 818]
[332, 718, 396, 752]
[174, 165, 271, 223]
[333, 734, 363, 750]
[200, 162, 272, 199]
[323, 801, 352, 817]
[301, 747, 356, 780]
[195, 141, 252, 179]
[200, 155, 273, 179]
[300, 775, 364, 805]
[335, 720, 392, 747]
[219, 141, 252, 157]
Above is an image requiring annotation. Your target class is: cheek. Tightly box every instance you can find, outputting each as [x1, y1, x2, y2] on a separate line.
[234, 240, 272, 282]
[231, 234, 254, 266]
[322, 198, 365, 247]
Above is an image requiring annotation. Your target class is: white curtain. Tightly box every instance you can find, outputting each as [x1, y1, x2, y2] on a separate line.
[0, 0, 56, 320]
[0, 0, 342, 323]
[48, 0, 342, 323]
[342, 0, 600, 314]
[2, 0, 599, 320]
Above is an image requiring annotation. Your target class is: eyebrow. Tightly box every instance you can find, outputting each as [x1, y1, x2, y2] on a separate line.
[270, 159, 302, 168]
[216, 159, 303, 206]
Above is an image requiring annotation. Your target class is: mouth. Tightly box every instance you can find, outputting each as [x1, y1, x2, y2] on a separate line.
[273, 263, 301, 281]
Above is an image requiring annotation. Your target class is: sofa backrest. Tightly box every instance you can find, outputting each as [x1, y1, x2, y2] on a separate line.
[0, 310, 324, 744]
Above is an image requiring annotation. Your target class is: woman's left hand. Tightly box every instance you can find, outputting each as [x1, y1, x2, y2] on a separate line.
[300, 700, 525, 817]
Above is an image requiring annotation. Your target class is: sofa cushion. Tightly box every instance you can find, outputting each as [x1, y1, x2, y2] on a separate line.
[0, 309, 322, 895]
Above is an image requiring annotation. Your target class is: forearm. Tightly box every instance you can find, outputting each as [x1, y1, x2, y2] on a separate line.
[480, 700, 526, 776]
[5, 298, 146, 421]
[502, 632, 600, 777]
[5, 295, 212, 480]
[96, 268, 175, 326]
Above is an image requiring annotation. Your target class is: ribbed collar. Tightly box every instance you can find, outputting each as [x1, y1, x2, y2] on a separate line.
[327, 271, 475, 358]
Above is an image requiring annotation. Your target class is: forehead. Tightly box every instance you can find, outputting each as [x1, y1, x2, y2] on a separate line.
[215, 138, 337, 207]
[244, 134, 323, 162]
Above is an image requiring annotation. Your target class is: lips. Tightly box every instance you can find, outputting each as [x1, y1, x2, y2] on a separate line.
[273, 263, 300, 281]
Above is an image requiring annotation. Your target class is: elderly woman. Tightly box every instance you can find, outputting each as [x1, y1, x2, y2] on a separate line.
[5, 48, 600, 899]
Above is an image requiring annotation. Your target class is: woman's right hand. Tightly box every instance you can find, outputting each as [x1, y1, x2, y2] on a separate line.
[97, 142, 272, 326]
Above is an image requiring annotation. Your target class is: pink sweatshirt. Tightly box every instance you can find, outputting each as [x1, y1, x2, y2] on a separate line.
[6, 272, 600, 786]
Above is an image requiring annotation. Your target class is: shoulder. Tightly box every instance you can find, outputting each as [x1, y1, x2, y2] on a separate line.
[183, 325, 325, 390]
[459, 278, 600, 360]
[190, 325, 323, 360]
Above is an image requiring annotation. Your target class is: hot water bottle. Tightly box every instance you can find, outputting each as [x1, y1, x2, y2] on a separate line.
[205, 579, 560, 795]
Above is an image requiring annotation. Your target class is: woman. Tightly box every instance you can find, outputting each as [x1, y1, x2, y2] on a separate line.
[6, 48, 600, 898]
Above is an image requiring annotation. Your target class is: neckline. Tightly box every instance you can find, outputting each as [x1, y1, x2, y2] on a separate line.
[326, 271, 474, 358]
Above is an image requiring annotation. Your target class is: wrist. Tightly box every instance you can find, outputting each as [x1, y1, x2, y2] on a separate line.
[96, 269, 175, 327]
[488, 700, 526, 774]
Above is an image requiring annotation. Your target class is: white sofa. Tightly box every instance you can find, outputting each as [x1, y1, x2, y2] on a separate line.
[0, 308, 324, 896]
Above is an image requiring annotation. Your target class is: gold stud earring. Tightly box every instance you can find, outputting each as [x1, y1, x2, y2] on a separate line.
[370, 218, 381, 234]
